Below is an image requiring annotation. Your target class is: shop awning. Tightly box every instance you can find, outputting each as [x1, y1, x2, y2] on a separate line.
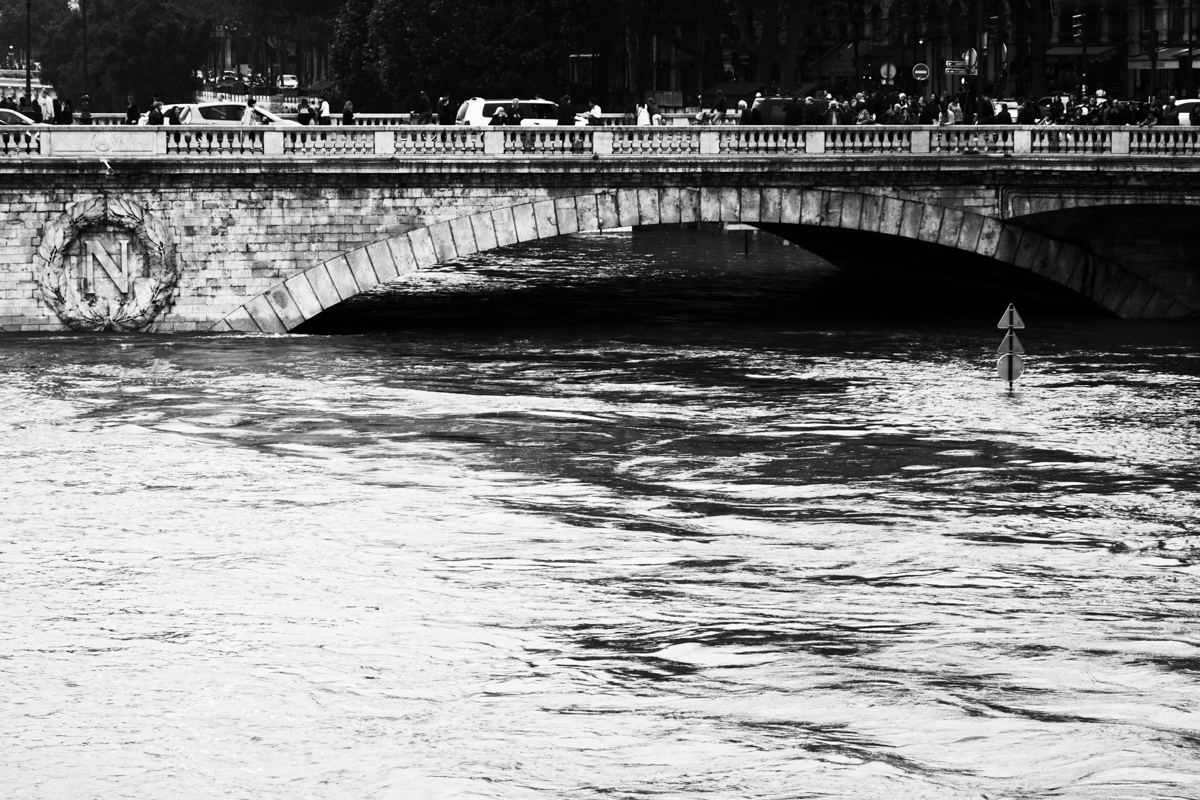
[1128, 46, 1200, 69]
[1046, 44, 1120, 62]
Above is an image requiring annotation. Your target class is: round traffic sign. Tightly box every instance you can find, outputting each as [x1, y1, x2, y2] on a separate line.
[997, 353, 1025, 382]
[912, 62, 930, 81]
[880, 62, 897, 80]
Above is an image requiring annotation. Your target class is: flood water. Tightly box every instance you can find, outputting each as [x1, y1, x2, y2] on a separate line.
[3, 229, 1199, 799]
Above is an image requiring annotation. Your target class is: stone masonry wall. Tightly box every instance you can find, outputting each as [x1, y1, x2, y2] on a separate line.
[1, 158, 1196, 332]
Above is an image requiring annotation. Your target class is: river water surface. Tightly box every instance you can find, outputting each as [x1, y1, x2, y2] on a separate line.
[3, 230, 1199, 799]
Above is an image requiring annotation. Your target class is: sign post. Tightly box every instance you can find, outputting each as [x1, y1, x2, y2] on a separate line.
[880, 62, 897, 85]
[912, 63, 930, 81]
[996, 303, 1026, 390]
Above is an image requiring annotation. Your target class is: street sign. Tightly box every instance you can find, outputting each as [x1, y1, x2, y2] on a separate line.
[996, 304, 1026, 329]
[997, 353, 1025, 382]
[912, 63, 930, 81]
[880, 62, 897, 80]
[995, 303, 1027, 389]
[997, 331, 1025, 354]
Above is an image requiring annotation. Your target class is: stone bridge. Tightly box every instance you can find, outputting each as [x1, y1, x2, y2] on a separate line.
[0, 123, 1197, 332]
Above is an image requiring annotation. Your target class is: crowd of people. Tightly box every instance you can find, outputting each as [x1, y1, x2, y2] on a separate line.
[0, 88, 90, 124]
[691, 87, 1198, 127]
[4, 84, 1195, 129]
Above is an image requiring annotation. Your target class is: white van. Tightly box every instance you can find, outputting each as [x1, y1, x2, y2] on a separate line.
[455, 97, 584, 127]
[278, 75, 299, 91]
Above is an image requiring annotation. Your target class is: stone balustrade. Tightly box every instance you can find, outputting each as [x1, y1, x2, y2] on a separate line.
[6, 124, 1200, 159]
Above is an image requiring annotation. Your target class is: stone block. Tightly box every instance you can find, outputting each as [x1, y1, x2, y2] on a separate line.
[780, 189, 802, 224]
[1013, 230, 1044, 271]
[222, 307, 260, 332]
[1114, 276, 1157, 318]
[428, 221, 458, 262]
[858, 193, 883, 233]
[307, 263, 346, 305]
[759, 189, 782, 223]
[1140, 288, 1181, 318]
[575, 194, 600, 232]
[407, 227, 439, 268]
[800, 190, 823, 226]
[284, 272, 325, 318]
[386, 235, 419, 275]
[700, 187, 720, 222]
[555, 197, 579, 235]
[1099, 266, 1142, 312]
[366, 240, 400, 283]
[247, 297, 288, 333]
[839, 192, 862, 230]
[992, 225, 1025, 265]
[346, 246, 380, 288]
[533, 199, 559, 239]
[324, 255, 361, 297]
[512, 204, 538, 242]
[264, 285, 307, 330]
[899, 201, 923, 241]
[491, 207, 520, 247]
[596, 193, 619, 229]
[955, 213, 984, 252]
[937, 209, 964, 249]
[739, 188, 760, 223]
[637, 189, 660, 226]
[617, 189, 639, 227]
[449, 216, 479, 256]
[719, 188, 740, 222]
[879, 197, 906, 237]
[916, 206, 944, 243]
[974, 218, 1005, 259]
[679, 189, 700, 223]
[658, 188, 682, 224]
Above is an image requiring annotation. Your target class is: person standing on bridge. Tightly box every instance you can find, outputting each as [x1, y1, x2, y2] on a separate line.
[505, 98, 524, 125]
[438, 95, 454, 125]
[557, 95, 575, 126]
[318, 96, 331, 125]
[415, 91, 433, 124]
[342, 101, 355, 125]
[125, 95, 140, 125]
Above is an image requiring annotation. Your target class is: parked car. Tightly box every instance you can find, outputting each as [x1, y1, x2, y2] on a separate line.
[1174, 98, 1200, 125]
[0, 108, 40, 125]
[0, 107, 44, 145]
[455, 97, 585, 126]
[138, 102, 300, 126]
[278, 74, 299, 91]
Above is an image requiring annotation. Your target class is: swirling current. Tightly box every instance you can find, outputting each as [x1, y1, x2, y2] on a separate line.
[2, 229, 1198, 799]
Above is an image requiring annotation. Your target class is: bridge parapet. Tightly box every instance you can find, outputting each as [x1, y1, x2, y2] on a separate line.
[5, 124, 1200, 159]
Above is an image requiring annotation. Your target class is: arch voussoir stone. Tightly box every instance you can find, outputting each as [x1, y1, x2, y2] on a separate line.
[213, 187, 1190, 333]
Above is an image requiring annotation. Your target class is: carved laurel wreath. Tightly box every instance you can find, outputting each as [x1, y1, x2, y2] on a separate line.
[35, 196, 179, 332]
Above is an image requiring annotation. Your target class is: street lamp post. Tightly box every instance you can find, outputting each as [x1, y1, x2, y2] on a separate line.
[82, 0, 88, 98]
[25, 0, 31, 100]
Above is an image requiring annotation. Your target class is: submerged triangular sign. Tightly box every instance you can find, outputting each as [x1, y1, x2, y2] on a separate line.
[996, 304, 1025, 329]
[996, 331, 1026, 355]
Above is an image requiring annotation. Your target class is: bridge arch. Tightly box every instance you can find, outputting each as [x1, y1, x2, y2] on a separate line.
[212, 188, 1188, 333]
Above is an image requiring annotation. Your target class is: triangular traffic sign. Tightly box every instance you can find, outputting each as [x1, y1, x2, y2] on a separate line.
[996, 331, 1026, 355]
[997, 304, 1025, 329]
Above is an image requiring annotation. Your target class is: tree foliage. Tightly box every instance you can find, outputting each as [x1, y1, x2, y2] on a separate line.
[333, 0, 591, 112]
[39, 0, 211, 109]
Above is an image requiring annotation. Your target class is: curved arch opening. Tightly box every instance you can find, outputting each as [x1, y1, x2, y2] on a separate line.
[293, 225, 1113, 335]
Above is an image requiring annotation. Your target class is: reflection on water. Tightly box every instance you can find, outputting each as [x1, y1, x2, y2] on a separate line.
[2, 229, 1199, 799]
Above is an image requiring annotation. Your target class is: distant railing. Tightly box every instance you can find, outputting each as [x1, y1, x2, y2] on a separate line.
[0, 124, 1185, 159]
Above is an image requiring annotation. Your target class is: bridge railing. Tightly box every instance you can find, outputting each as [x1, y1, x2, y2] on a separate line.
[5, 124, 1198, 158]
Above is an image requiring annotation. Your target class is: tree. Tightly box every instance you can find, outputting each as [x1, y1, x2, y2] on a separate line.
[331, 0, 590, 112]
[39, 0, 211, 109]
